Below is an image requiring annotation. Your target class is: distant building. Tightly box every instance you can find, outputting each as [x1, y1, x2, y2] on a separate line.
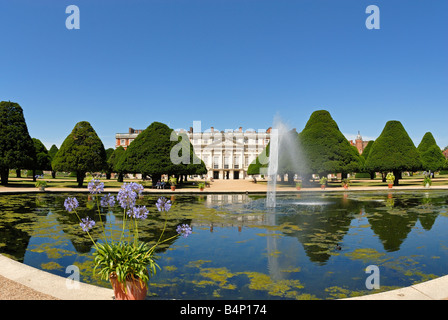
[349, 131, 371, 155]
[115, 128, 143, 149]
[443, 149, 448, 159]
[115, 126, 272, 180]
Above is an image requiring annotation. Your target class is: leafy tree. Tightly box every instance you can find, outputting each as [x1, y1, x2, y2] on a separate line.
[48, 144, 59, 178]
[120, 122, 182, 186]
[108, 146, 126, 182]
[360, 140, 376, 179]
[176, 132, 207, 182]
[104, 148, 115, 179]
[0, 101, 36, 185]
[365, 121, 422, 185]
[247, 144, 269, 176]
[417, 132, 446, 174]
[361, 140, 374, 160]
[298, 110, 362, 179]
[31, 138, 52, 181]
[247, 129, 304, 184]
[52, 121, 107, 187]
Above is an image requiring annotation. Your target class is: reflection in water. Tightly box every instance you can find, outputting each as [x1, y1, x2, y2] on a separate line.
[0, 190, 447, 299]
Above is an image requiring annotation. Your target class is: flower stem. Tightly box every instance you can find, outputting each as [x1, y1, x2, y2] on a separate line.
[96, 196, 108, 243]
[73, 209, 98, 250]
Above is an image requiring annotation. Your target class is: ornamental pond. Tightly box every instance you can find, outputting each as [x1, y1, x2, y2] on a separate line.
[0, 190, 447, 300]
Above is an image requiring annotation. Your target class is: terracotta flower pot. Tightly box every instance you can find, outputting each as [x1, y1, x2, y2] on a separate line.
[110, 275, 147, 300]
[321, 185, 326, 189]
[199, 188, 204, 191]
[343, 185, 348, 189]
[171, 186, 176, 191]
[388, 184, 393, 189]
[296, 187, 301, 190]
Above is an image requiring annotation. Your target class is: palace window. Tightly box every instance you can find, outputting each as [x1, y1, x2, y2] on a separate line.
[224, 157, 230, 169]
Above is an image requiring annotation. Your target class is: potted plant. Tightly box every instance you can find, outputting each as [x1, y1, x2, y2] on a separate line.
[63, 179, 192, 300]
[169, 177, 177, 191]
[341, 178, 350, 189]
[423, 175, 432, 188]
[386, 172, 395, 188]
[198, 182, 205, 191]
[319, 176, 328, 189]
[295, 181, 302, 190]
[35, 179, 47, 191]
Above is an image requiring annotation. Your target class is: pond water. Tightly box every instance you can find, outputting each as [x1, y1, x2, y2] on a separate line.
[0, 190, 447, 300]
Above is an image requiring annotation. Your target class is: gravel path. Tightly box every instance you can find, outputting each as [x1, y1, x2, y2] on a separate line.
[0, 275, 58, 300]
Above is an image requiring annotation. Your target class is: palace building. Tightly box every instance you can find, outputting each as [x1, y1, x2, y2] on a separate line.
[349, 131, 371, 155]
[115, 126, 272, 180]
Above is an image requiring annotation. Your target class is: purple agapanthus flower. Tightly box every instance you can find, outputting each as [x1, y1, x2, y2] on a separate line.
[80, 217, 95, 232]
[176, 224, 192, 238]
[156, 197, 172, 212]
[64, 197, 79, 212]
[87, 178, 104, 194]
[100, 193, 115, 208]
[127, 206, 149, 220]
[128, 182, 144, 196]
[117, 183, 137, 209]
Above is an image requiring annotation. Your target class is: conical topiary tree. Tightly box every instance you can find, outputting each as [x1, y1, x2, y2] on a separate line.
[360, 140, 376, 179]
[365, 121, 422, 185]
[0, 101, 36, 185]
[31, 138, 52, 181]
[48, 144, 59, 178]
[417, 132, 446, 174]
[247, 129, 305, 183]
[298, 110, 362, 179]
[120, 122, 180, 186]
[52, 121, 107, 187]
[109, 146, 126, 182]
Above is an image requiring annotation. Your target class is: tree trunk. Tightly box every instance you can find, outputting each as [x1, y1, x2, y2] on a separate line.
[32, 169, 37, 182]
[382, 172, 386, 183]
[393, 170, 400, 186]
[287, 172, 294, 184]
[370, 171, 375, 180]
[0, 168, 9, 185]
[77, 172, 86, 187]
[16, 169, 21, 178]
[51, 171, 56, 179]
[302, 173, 312, 187]
[117, 172, 124, 183]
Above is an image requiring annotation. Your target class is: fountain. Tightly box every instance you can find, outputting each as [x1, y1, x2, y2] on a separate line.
[266, 116, 305, 208]
[266, 127, 278, 208]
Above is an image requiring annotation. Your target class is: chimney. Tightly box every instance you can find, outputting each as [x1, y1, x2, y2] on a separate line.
[267, 127, 272, 133]
[211, 127, 214, 132]
[129, 128, 133, 134]
[189, 127, 193, 133]
[239, 127, 242, 132]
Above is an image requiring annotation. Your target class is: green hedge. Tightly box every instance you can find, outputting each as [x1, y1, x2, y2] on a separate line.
[354, 172, 371, 179]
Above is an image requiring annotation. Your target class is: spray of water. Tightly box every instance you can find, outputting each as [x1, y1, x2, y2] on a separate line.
[266, 116, 305, 208]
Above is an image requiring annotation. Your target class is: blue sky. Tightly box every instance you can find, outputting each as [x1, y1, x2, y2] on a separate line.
[1, 0, 447, 150]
